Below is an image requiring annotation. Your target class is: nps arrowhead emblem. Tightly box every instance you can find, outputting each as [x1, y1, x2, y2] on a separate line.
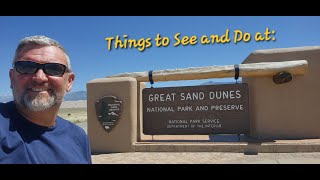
[95, 96, 122, 133]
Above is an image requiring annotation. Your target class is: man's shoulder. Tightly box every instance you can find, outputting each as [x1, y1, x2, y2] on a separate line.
[0, 101, 14, 108]
[56, 116, 87, 135]
[0, 102, 4, 111]
[0, 102, 15, 133]
[0, 101, 15, 118]
[0, 101, 8, 110]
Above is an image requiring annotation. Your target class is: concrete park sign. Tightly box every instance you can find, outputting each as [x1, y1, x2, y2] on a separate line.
[142, 84, 249, 135]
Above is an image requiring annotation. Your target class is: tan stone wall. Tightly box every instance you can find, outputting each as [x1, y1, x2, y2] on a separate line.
[137, 82, 145, 141]
[87, 46, 320, 152]
[242, 46, 320, 139]
[87, 77, 137, 153]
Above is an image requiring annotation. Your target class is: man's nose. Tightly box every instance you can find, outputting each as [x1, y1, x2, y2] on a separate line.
[32, 68, 48, 83]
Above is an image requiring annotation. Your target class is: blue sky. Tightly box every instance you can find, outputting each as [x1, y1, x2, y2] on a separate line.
[1, 16, 320, 96]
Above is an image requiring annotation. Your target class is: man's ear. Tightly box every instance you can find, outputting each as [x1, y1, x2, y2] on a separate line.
[66, 73, 75, 92]
[9, 69, 14, 89]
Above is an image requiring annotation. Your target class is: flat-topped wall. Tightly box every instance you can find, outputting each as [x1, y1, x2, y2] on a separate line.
[87, 77, 137, 153]
[87, 46, 319, 153]
[242, 46, 320, 139]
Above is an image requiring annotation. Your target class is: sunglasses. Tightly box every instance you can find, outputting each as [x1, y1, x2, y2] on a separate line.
[14, 61, 70, 77]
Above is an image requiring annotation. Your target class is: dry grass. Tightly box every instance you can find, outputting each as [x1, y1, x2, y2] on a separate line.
[58, 107, 87, 124]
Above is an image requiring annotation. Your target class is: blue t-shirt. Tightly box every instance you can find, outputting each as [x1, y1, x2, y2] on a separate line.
[0, 101, 92, 164]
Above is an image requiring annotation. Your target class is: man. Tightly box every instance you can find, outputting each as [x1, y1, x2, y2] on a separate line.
[0, 35, 92, 164]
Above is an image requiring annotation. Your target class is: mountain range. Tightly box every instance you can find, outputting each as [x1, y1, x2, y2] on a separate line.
[0, 90, 87, 102]
[0, 81, 241, 102]
[199, 81, 241, 85]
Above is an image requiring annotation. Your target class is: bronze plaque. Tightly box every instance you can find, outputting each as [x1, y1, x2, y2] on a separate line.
[95, 96, 122, 133]
[143, 84, 249, 135]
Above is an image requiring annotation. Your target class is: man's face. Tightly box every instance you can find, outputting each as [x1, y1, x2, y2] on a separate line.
[9, 45, 75, 111]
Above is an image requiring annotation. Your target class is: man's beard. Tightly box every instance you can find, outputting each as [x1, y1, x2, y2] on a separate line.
[13, 83, 65, 111]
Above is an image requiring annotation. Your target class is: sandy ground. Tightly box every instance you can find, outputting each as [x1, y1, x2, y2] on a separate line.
[58, 100, 88, 125]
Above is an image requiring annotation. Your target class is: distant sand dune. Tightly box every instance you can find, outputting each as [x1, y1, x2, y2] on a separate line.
[60, 100, 87, 108]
